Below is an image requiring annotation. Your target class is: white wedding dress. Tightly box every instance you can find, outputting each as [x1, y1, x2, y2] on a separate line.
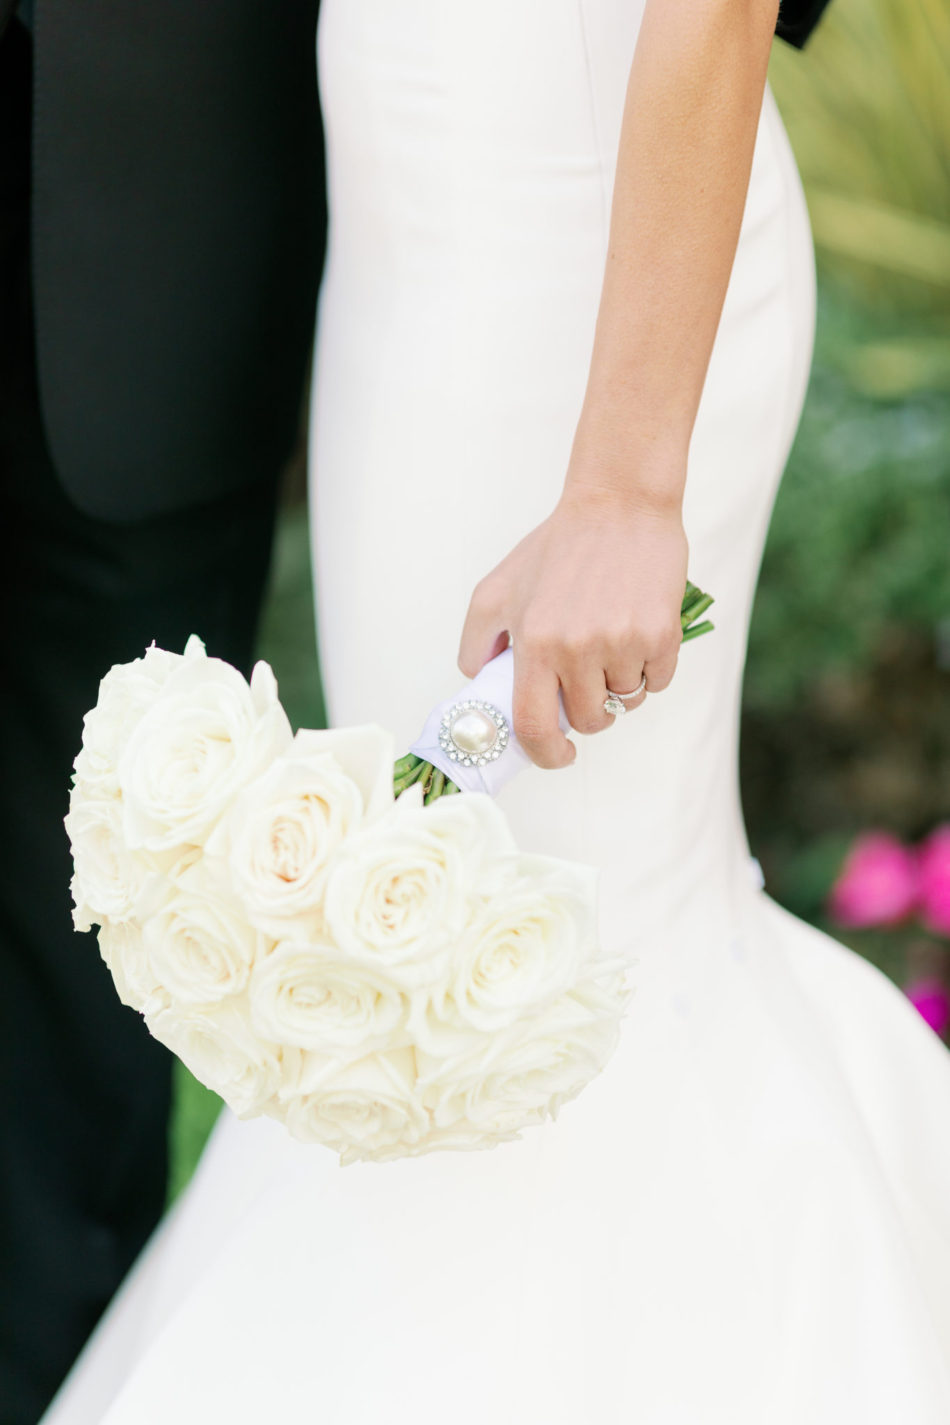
[43, 3, 950, 1422]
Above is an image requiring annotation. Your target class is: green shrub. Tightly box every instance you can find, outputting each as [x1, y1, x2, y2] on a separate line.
[770, 0, 950, 306]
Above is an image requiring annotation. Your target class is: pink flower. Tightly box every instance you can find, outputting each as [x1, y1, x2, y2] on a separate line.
[905, 978, 950, 1038]
[828, 833, 918, 928]
[918, 825, 950, 938]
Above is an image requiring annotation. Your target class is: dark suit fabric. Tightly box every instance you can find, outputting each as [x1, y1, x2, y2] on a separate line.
[30, 0, 323, 522]
[776, 0, 833, 49]
[0, 10, 323, 1421]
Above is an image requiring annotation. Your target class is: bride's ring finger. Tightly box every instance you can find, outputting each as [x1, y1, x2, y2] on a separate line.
[603, 668, 647, 717]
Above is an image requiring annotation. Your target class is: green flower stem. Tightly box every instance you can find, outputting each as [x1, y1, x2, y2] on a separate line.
[393, 754, 460, 802]
[425, 769, 446, 804]
[393, 580, 714, 802]
[681, 592, 714, 628]
[682, 596, 714, 624]
[392, 767, 422, 792]
[393, 753, 422, 778]
[392, 755, 429, 796]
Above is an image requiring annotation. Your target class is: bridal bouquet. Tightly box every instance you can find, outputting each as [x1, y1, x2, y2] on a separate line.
[66, 588, 712, 1164]
[65, 641, 623, 1163]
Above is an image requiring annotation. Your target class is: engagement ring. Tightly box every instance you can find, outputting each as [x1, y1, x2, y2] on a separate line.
[603, 674, 647, 716]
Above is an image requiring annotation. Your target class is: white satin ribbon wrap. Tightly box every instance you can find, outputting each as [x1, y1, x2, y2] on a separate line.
[408, 647, 572, 796]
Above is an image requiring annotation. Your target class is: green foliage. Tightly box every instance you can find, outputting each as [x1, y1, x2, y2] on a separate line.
[770, 0, 950, 314]
[168, 1066, 221, 1204]
[744, 284, 950, 712]
[255, 509, 326, 733]
[742, 273, 950, 960]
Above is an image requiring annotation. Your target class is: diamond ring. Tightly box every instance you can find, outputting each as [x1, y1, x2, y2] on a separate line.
[603, 674, 647, 717]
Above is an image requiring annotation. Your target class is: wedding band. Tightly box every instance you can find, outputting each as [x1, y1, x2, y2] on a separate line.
[609, 675, 647, 702]
[603, 674, 647, 717]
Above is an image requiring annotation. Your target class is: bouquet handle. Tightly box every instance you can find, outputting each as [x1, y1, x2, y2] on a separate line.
[408, 647, 570, 797]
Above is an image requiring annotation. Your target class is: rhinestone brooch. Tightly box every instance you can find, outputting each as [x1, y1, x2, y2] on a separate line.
[438, 699, 510, 768]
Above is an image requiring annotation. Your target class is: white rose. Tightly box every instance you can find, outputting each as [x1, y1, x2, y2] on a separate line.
[72, 641, 188, 799]
[418, 973, 627, 1137]
[97, 919, 167, 1013]
[143, 865, 266, 1005]
[212, 737, 385, 938]
[248, 940, 406, 1054]
[423, 854, 600, 1037]
[118, 653, 293, 853]
[145, 1000, 287, 1118]
[291, 724, 396, 824]
[322, 793, 510, 989]
[65, 796, 161, 931]
[278, 1049, 430, 1163]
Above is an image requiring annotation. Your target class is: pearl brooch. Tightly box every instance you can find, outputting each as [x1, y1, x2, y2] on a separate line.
[438, 699, 510, 768]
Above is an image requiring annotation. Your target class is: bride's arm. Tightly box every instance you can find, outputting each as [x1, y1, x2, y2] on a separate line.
[458, 0, 781, 769]
[575, 0, 781, 499]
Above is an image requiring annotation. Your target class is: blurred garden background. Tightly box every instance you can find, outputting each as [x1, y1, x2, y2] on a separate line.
[170, 0, 950, 1197]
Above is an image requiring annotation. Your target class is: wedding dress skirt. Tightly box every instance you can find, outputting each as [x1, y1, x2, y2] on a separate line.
[43, 2, 950, 1421]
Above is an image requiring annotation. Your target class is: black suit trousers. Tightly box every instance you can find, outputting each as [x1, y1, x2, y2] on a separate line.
[0, 22, 283, 1422]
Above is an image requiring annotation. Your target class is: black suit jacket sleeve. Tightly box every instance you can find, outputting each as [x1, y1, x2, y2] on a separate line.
[29, 1, 323, 523]
[775, 0, 833, 48]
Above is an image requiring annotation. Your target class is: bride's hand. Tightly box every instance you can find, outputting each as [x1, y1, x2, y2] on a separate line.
[457, 483, 688, 769]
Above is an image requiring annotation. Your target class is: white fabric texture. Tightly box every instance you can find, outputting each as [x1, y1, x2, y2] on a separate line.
[43, 2, 950, 1421]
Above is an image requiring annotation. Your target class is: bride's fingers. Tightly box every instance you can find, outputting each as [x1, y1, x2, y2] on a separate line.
[641, 647, 679, 694]
[457, 579, 509, 678]
[511, 654, 575, 769]
[559, 658, 617, 735]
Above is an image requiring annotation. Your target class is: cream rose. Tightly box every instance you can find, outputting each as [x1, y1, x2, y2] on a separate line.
[119, 653, 293, 852]
[214, 739, 383, 938]
[322, 793, 509, 989]
[72, 641, 186, 799]
[418, 973, 627, 1137]
[291, 724, 396, 824]
[279, 1049, 429, 1163]
[65, 796, 160, 931]
[146, 1001, 285, 1118]
[143, 866, 265, 1005]
[249, 941, 406, 1054]
[97, 919, 166, 1014]
[433, 854, 600, 1036]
